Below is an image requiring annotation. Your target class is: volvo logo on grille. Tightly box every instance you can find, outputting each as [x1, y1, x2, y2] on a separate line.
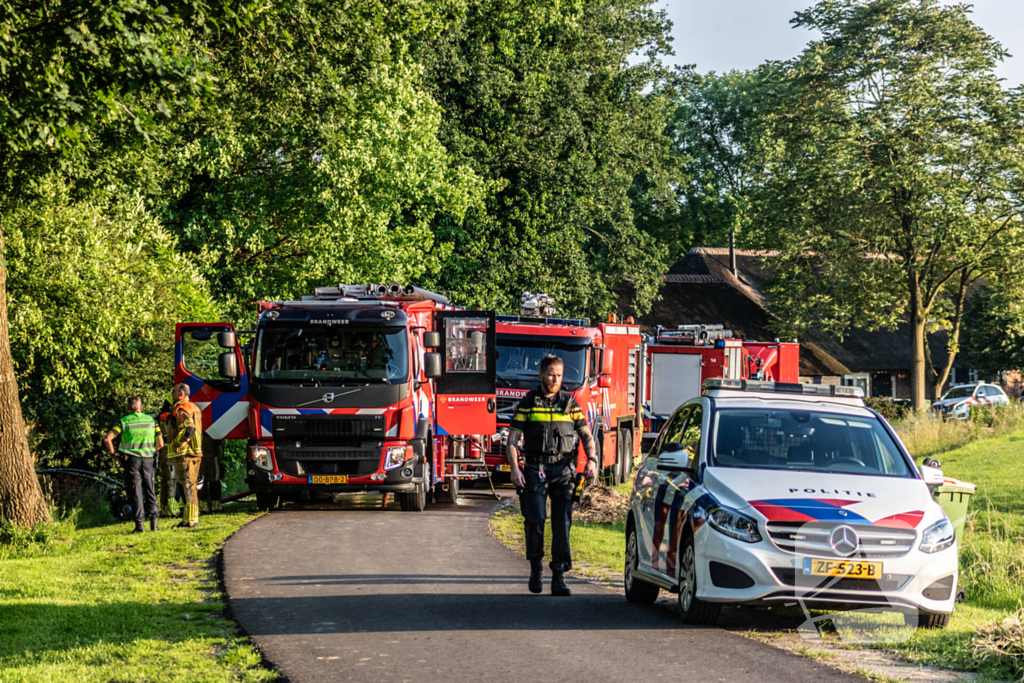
[829, 525, 859, 557]
[323, 392, 335, 403]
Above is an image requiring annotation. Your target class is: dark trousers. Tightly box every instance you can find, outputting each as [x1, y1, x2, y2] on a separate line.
[126, 455, 159, 524]
[520, 461, 575, 572]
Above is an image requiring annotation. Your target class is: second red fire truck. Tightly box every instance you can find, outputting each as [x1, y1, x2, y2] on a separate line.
[485, 313, 644, 485]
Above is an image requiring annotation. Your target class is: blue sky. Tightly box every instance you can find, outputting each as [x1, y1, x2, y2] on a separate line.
[657, 0, 1024, 87]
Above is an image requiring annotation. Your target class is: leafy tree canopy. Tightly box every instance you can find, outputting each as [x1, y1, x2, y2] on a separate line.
[416, 0, 678, 317]
[748, 0, 1024, 408]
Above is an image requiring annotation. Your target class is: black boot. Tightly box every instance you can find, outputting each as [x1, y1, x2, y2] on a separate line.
[528, 561, 543, 594]
[150, 518, 159, 532]
[551, 570, 571, 596]
[132, 523, 145, 534]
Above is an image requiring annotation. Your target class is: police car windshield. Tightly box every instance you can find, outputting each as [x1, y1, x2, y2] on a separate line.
[710, 409, 913, 477]
[496, 337, 587, 390]
[940, 386, 974, 400]
[253, 325, 409, 384]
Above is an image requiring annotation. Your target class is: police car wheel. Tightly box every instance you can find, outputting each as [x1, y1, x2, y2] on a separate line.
[677, 535, 720, 625]
[903, 609, 950, 629]
[624, 526, 659, 604]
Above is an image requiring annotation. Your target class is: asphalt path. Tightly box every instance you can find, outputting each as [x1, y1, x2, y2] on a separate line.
[223, 491, 865, 683]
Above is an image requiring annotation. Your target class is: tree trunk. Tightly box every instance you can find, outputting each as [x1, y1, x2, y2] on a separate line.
[0, 225, 49, 527]
[930, 270, 970, 400]
[909, 269, 928, 411]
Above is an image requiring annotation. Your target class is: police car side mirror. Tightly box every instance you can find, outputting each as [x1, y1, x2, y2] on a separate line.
[919, 464, 944, 487]
[658, 446, 688, 471]
[219, 352, 239, 379]
[424, 352, 442, 379]
[423, 332, 441, 349]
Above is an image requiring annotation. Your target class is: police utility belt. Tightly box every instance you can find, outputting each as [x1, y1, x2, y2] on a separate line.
[523, 451, 573, 466]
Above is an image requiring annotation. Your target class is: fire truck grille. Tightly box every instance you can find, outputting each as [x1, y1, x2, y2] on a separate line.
[272, 415, 386, 446]
[771, 568, 912, 592]
[766, 522, 917, 559]
[275, 446, 382, 461]
[496, 396, 522, 415]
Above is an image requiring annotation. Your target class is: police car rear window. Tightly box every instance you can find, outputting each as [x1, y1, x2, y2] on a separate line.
[710, 409, 913, 477]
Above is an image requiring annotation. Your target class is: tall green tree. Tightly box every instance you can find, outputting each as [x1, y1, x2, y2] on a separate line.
[960, 266, 1024, 379]
[416, 0, 678, 317]
[750, 0, 1024, 409]
[639, 70, 764, 261]
[154, 0, 483, 321]
[0, 0, 255, 526]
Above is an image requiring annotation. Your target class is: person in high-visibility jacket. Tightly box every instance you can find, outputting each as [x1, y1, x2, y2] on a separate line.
[104, 396, 164, 533]
[507, 354, 598, 596]
[169, 383, 203, 528]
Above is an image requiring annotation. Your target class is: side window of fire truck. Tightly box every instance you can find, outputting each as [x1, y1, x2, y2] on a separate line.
[182, 330, 224, 383]
[589, 347, 602, 381]
[445, 318, 488, 373]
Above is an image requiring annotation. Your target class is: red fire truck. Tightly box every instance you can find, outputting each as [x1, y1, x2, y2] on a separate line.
[641, 325, 799, 447]
[484, 315, 644, 485]
[173, 284, 497, 511]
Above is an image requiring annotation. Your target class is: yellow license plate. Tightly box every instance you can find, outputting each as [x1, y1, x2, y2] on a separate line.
[803, 558, 882, 579]
[309, 475, 348, 484]
[498, 464, 511, 472]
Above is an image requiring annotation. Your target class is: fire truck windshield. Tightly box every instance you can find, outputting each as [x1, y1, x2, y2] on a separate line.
[253, 325, 409, 384]
[496, 337, 587, 390]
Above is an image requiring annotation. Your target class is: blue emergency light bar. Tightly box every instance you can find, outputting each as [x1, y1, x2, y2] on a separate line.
[496, 315, 590, 327]
[703, 378, 865, 399]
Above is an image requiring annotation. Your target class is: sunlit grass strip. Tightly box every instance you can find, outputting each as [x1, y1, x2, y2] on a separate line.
[0, 505, 274, 683]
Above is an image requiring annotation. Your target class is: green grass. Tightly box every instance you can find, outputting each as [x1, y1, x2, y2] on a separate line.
[894, 403, 1024, 459]
[494, 431, 1024, 681]
[0, 502, 274, 683]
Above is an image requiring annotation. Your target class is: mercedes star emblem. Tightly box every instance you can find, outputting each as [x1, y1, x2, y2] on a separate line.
[829, 525, 859, 557]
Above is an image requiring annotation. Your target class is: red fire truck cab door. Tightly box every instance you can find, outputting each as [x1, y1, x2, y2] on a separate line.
[434, 311, 497, 436]
[174, 323, 251, 440]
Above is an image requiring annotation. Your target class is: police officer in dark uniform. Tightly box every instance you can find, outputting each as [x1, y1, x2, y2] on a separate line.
[508, 354, 598, 595]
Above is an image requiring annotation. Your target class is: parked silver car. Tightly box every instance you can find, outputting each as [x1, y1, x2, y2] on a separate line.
[931, 383, 1009, 419]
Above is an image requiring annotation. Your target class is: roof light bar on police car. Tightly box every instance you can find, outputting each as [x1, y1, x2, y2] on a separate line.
[702, 378, 865, 398]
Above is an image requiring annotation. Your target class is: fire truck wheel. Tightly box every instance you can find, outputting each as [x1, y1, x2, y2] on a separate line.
[398, 484, 427, 512]
[435, 477, 460, 504]
[256, 491, 280, 512]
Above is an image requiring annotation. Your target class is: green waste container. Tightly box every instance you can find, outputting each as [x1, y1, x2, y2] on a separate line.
[932, 477, 976, 546]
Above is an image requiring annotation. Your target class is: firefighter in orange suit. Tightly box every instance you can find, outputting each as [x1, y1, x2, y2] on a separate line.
[169, 382, 203, 528]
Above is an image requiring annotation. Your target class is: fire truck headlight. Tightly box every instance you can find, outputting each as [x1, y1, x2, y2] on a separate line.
[385, 446, 409, 470]
[250, 446, 272, 471]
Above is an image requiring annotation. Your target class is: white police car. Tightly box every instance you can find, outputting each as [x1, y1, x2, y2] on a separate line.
[624, 379, 958, 628]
